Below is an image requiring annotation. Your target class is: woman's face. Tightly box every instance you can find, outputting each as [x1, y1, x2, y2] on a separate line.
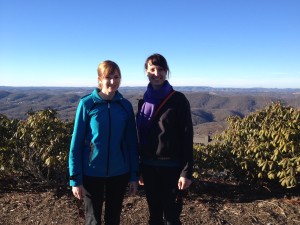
[146, 62, 167, 89]
[99, 70, 121, 95]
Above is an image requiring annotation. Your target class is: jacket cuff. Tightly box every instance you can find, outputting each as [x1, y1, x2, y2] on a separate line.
[69, 174, 82, 186]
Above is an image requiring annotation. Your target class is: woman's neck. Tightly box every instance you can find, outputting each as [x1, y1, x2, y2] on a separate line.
[152, 84, 163, 90]
[98, 90, 115, 100]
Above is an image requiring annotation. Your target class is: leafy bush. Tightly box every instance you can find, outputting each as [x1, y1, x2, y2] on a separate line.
[0, 114, 20, 173]
[11, 109, 73, 182]
[194, 102, 300, 188]
[193, 143, 232, 177]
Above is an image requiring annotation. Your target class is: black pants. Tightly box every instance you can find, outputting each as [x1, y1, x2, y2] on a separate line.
[141, 165, 183, 225]
[83, 173, 129, 225]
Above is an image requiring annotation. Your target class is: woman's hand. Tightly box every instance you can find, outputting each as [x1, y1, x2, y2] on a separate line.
[178, 177, 192, 190]
[139, 175, 144, 186]
[72, 185, 85, 200]
[128, 181, 138, 195]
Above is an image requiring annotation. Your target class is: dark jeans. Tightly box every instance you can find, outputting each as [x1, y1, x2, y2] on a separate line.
[141, 165, 183, 225]
[83, 173, 129, 225]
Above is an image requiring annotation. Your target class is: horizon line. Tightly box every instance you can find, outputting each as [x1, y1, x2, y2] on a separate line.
[1, 85, 300, 90]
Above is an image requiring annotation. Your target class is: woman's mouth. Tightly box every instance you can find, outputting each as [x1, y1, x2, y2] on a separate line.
[150, 75, 161, 80]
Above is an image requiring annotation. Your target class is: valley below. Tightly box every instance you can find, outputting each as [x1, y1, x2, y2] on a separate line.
[1, 86, 299, 143]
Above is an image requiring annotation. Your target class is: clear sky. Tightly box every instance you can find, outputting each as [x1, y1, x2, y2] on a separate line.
[1, 0, 299, 88]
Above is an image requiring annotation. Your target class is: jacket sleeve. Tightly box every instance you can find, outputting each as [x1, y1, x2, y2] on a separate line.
[178, 95, 194, 179]
[69, 100, 88, 186]
[124, 101, 139, 182]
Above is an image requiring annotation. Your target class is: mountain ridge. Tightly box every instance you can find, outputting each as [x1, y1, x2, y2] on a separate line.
[1, 86, 299, 141]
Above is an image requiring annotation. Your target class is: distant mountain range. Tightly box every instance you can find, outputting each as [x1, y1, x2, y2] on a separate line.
[1, 86, 299, 140]
[2, 86, 300, 93]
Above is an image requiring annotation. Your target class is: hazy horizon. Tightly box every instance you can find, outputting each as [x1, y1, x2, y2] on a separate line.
[1, 85, 300, 91]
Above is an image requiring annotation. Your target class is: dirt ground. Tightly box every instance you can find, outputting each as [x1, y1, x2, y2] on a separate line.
[1, 176, 300, 225]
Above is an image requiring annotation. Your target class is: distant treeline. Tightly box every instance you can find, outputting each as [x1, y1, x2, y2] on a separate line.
[1, 86, 299, 121]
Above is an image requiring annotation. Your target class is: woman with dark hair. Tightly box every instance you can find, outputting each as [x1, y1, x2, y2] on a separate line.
[137, 53, 194, 225]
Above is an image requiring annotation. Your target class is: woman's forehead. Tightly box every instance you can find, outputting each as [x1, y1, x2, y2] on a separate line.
[147, 62, 162, 68]
[108, 70, 120, 76]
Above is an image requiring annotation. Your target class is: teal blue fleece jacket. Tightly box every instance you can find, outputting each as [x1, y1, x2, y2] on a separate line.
[69, 88, 139, 186]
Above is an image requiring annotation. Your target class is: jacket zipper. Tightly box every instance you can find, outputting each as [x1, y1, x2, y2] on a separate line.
[106, 102, 111, 176]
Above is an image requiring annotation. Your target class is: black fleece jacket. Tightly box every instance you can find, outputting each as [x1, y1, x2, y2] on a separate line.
[137, 91, 194, 179]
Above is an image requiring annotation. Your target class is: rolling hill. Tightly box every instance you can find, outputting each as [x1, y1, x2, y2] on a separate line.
[1, 86, 299, 142]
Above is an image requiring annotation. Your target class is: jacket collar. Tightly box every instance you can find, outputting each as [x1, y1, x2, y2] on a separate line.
[91, 88, 123, 104]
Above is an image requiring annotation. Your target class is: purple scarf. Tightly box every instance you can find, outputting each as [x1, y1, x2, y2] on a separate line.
[137, 81, 173, 144]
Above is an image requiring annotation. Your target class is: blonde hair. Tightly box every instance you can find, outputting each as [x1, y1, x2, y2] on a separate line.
[97, 60, 121, 88]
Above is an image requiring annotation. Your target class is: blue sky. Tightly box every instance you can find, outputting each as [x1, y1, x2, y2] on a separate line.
[1, 0, 299, 88]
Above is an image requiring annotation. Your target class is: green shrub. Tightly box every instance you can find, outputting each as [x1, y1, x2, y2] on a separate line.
[0, 114, 20, 174]
[12, 108, 73, 182]
[193, 102, 300, 188]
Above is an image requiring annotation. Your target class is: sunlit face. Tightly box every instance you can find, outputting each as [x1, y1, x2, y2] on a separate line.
[99, 70, 121, 95]
[146, 62, 167, 89]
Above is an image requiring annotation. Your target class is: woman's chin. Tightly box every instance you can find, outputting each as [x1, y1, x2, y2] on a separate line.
[150, 80, 164, 86]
